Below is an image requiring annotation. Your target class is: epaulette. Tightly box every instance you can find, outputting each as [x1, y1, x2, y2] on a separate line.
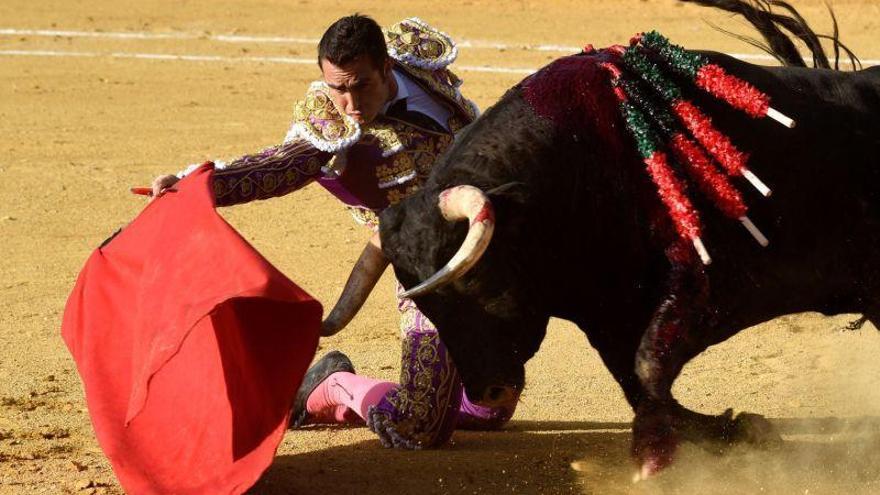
[285, 81, 361, 153]
[384, 17, 458, 70]
[385, 18, 479, 124]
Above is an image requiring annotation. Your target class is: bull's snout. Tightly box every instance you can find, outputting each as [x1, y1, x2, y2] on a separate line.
[478, 385, 519, 408]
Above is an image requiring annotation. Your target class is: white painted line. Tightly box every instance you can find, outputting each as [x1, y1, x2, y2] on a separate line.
[111, 51, 226, 62]
[0, 27, 322, 45]
[0, 48, 311, 65]
[0, 48, 538, 74]
[2, 27, 875, 65]
[0, 27, 518, 48]
[0, 27, 541, 50]
[456, 65, 534, 74]
[0, 28, 202, 40]
[3, 48, 871, 73]
[1, 49, 100, 57]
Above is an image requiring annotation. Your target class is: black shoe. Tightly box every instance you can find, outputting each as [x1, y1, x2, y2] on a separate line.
[290, 350, 355, 428]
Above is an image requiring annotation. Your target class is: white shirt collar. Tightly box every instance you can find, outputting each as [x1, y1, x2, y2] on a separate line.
[382, 70, 410, 114]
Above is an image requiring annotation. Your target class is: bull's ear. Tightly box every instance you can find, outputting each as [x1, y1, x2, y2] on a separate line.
[378, 202, 413, 286]
[378, 191, 461, 287]
[379, 191, 452, 251]
[485, 181, 530, 205]
[378, 202, 404, 256]
[377, 195, 439, 264]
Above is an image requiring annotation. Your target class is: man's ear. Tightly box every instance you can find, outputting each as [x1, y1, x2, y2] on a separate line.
[383, 57, 394, 78]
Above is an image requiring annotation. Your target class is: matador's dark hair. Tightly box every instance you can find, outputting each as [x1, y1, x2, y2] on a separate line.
[318, 14, 388, 70]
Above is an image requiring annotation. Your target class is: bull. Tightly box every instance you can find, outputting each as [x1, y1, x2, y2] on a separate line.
[321, 0, 880, 476]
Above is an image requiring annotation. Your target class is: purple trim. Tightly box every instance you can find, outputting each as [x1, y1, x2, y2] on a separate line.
[316, 175, 373, 208]
[367, 289, 517, 449]
[211, 140, 331, 207]
[455, 389, 518, 431]
[367, 330, 461, 449]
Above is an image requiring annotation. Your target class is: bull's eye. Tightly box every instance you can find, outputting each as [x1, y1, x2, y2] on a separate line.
[482, 291, 519, 319]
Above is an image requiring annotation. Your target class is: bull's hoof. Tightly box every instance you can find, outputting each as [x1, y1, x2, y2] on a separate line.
[731, 412, 782, 446]
[632, 455, 672, 483]
[632, 408, 679, 479]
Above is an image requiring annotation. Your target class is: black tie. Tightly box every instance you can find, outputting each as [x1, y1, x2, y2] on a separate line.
[385, 98, 446, 133]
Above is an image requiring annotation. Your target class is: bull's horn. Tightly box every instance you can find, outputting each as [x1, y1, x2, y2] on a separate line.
[322, 233, 388, 336]
[400, 185, 495, 299]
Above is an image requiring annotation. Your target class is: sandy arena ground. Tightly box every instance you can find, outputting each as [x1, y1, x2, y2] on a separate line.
[2, 1, 880, 493]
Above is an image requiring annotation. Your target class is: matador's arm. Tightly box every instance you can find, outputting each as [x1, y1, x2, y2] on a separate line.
[201, 141, 331, 207]
[174, 81, 361, 207]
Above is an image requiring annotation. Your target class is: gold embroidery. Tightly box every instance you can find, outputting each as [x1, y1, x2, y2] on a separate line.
[240, 180, 253, 196]
[290, 82, 360, 151]
[377, 153, 415, 177]
[212, 179, 227, 198]
[362, 122, 407, 156]
[447, 114, 468, 133]
[386, 331, 459, 445]
[346, 207, 380, 231]
[398, 306, 418, 335]
[383, 18, 477, 124]
[359, 119, 455, 207]
[284, 168, 300, 184]
[261, 173, 276, 191]
[303, 156, 322, 174]
[385, 18, 457, 70]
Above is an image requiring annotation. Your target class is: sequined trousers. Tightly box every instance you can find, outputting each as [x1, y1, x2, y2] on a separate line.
[366, 289, 518, 449]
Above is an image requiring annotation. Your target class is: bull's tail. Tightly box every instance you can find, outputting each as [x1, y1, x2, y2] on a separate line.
[679, 0, 860, 70]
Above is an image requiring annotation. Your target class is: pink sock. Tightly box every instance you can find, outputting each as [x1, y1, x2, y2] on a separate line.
[305, 372, 396, 422]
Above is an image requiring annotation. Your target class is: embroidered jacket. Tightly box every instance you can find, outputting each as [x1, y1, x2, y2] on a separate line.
[185, 18, 478, 228]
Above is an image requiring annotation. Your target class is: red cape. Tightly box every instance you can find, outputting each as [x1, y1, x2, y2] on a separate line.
[61, 164, 321, 494]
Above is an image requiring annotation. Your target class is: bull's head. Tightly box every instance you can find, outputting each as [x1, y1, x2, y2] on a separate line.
[324, 185, 548, 407]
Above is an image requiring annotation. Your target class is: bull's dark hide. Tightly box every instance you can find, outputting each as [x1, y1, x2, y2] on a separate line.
[379, 47, 880, 474]
[373, 0, 880, 476]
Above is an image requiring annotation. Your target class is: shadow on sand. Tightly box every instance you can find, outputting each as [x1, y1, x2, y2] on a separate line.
[250, 417, 880, 494]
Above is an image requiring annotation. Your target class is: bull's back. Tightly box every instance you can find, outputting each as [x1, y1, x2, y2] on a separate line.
[427, 51, 880, 331]
[692, 54, 880, 333]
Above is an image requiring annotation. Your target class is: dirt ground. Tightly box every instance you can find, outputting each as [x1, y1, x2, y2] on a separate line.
[2, 1, 880, 493]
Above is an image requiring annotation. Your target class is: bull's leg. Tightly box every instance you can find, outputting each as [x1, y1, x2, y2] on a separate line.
[631, 266, 779, 478]
[629, 265, 707, 476]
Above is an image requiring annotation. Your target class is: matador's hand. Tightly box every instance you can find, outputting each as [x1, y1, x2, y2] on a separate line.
[150, 174, 180, 201]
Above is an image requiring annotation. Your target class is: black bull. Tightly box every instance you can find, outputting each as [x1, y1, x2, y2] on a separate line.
[387, 52, 878, 468]
[328, 37, 880, 477]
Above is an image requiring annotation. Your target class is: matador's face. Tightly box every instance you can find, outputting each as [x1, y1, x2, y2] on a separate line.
[320, 56, 394, 126]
